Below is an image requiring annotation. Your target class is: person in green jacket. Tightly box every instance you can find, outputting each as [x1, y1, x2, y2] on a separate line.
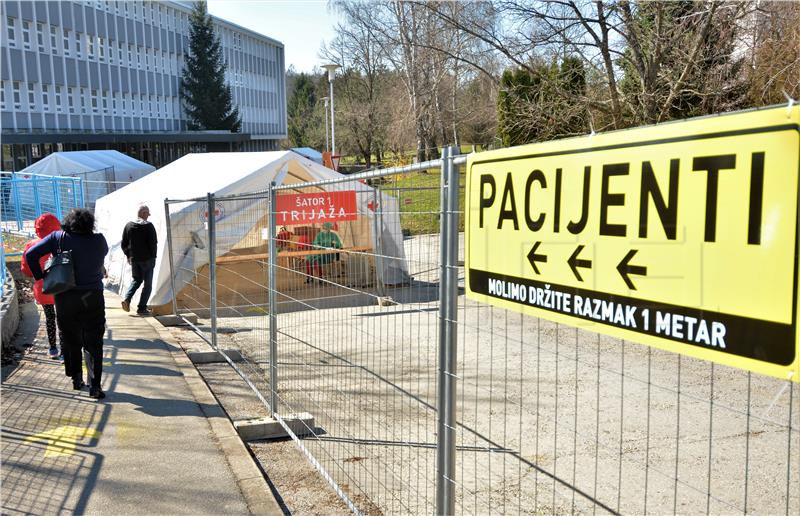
[306, 222, 342, 283]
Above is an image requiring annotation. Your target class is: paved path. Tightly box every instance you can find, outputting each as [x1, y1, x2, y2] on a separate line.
[1, 292, 282, 515]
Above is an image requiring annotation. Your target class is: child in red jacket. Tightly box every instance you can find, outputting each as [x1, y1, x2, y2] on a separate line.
[20, 213, 63, 360]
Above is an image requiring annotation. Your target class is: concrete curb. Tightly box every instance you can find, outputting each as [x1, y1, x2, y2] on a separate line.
[140, 315, 283, 516]
[1, 267, 20, 346]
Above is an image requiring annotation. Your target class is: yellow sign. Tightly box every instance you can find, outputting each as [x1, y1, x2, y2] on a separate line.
[465, 105, 800, 381]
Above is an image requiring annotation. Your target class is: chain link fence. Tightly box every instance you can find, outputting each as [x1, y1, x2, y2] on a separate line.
[164, 147, 798, 515]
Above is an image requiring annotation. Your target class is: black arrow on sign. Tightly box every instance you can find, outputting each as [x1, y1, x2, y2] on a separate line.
[527, 241, 547, 275]
[567, 245, 592, 281]
[617, 249, 647, 290]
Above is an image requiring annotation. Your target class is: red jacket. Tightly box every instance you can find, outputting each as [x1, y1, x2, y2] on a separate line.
[20, 213, 62, 305]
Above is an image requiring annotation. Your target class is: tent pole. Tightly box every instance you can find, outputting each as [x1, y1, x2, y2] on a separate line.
[164, 199, 179, 317]
[372, 188, 385, 297]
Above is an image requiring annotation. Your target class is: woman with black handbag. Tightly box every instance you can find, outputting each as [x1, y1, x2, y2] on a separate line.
[25, 208, 109, 399]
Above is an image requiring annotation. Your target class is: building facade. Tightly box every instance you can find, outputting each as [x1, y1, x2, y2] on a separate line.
[0, 1, 287, 171]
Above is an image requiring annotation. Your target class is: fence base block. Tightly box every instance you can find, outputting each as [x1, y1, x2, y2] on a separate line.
[233, 413, 316, 441]
[187, 349, 244, 364]
[156, 313, 198, 326]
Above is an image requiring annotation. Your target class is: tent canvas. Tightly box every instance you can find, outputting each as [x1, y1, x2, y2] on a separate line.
[95, 151, 409, 310]
[17, 150, 156, 207]
[18, 150, 155, 183]
[290, 147, 323, 164]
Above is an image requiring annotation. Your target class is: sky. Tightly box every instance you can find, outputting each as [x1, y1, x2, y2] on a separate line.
[207, 0, 340, 73]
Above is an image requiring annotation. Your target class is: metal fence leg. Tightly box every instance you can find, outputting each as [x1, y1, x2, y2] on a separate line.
[372, 188, 385, 297]
[52, 178, 62, 220]
[164, 199, 179, 316]
[32, 177, 42, 216]
[207, 193, 218, 350]
[436, 146, 459, 515]
[77, 177, 85, 208]
[268, 182, 279, 416]
[12, 177, 23, 230]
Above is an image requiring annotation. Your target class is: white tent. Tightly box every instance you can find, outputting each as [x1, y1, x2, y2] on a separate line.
[290, 147, 323, 164]
[18, 150, 155, 183]
[18, 150, 156, 208]
[95, 151, 409, 309]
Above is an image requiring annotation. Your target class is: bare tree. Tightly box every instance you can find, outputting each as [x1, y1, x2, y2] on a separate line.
[425, 1, 755, 130]
[324, 2, 392, 167]
[741, 1, 800, 105]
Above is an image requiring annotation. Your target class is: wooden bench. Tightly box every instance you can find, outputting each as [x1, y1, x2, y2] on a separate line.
[215, 246, 373, 265]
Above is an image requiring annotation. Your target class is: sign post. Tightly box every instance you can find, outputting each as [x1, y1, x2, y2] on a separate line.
[465, 105, 800, 381]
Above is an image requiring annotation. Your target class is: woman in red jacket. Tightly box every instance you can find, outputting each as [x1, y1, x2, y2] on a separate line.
[20, 213, 63, 360]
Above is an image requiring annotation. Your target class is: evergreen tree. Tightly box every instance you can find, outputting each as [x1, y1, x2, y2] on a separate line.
[180, 1, 241, 132]
[497, 59, 586, 147]
[286, 73, 319, 147]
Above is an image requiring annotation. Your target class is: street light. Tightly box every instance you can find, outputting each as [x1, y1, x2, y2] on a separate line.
[321, 96, 330, 153]
[322, 63, 340, 155]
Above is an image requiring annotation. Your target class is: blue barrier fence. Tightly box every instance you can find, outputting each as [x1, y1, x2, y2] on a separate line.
[1, 173, 85, 236]
[1, 233, 5, 297]
[1, 173, 86, 297]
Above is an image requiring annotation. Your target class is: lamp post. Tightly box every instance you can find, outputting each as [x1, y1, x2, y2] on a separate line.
[322, 64, 340, 155]
[322, 96, 330, 153]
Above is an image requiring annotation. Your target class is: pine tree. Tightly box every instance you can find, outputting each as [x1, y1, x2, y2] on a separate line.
[286, 73, 318, 147]
[180, 1, 241, 132]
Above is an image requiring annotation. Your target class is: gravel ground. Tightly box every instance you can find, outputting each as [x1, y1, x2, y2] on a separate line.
[168, 326, 359, 515]
[168, 234, 800, 515]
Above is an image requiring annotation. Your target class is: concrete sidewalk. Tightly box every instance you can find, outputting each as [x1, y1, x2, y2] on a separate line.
[1, 291, 282, 515]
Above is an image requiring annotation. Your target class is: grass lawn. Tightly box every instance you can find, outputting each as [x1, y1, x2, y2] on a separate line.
[2, 232, 31, 264]
[377, 171, 465, 236]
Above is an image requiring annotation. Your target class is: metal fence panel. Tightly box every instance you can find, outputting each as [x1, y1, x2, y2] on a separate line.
[1, 174, 83, 235]
[164, 151, 799, 515]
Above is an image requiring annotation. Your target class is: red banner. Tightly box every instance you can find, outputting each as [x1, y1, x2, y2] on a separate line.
[275, 190, 358, 226]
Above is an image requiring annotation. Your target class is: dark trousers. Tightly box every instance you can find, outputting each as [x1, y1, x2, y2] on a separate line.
[54, 289, 105, 388]
[124, 258, 155, 311]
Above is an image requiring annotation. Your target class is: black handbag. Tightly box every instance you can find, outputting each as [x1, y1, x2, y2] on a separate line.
[42, 232, 76, 295]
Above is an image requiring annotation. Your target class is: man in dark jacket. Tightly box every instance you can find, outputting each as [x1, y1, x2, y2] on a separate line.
[121, 205, 157, 315]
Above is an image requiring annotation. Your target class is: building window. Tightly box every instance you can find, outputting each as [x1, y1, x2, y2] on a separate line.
[75, 32, 82, 57]
[121, 94, 126, 114]
[91, 89, 98, 113]
[36, 22, 44, 52]
[144, 48, 149, 70]
[7, 17, 16, 47]
[87, 34, 94, 59]
[13, 81, 21, 109]
[55, 85, 62, 112]
[27, 82, 35, 110]
[80, 87, 87, 113]
[63, 29, 70, 56]
[112, 93, 117, 115]
[0, 81, 5, 109]
[42, 85, 49, 111]
[102, 91, 108, 114]
[137, 46, 142, 69]
[117, 41, 123, 62]
[127, 44, 132, 64]
[68, 87, 74, 113]
[98, 36, 105, 60]
[50, 25, 57, 53]
[22, 21, 30, 49]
